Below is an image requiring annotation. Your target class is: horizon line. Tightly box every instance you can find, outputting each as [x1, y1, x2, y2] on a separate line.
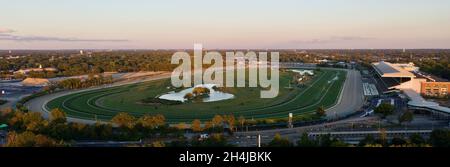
[2, 47, 450, 51]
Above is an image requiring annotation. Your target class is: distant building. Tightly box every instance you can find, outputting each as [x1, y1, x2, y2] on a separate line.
[317, 59, 329, 63]
[421, 82, 450, 97]
[6, 55, 20, 59]
[14, 66, 58, 75]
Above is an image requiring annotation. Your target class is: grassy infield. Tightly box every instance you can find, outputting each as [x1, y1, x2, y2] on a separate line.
[47, 69, 346, 123]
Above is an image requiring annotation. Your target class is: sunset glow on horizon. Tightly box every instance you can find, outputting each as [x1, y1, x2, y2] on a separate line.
[1, 0, 450, 49]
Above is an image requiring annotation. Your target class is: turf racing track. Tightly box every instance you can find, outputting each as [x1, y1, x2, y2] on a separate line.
[26, 68, 364, 124]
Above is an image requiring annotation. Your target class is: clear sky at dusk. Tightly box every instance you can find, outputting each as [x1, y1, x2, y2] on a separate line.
[1, 0, 450, 49]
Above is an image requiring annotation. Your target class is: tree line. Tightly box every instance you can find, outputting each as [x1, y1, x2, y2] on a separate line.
[2, 50, 449, 80]
[1, 50, 178, 79]
[57, 74, 113, 90]
[1, 106, 449, 147]
[0, 107, 240, 147]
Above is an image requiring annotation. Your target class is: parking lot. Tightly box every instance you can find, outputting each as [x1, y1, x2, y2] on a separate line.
[0, 81, 43, 109]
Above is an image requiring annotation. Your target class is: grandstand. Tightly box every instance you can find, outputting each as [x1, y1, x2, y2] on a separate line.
[372, 61, 422, 92]
[363, 83, 379, 96]
[372, 61, 450, 117]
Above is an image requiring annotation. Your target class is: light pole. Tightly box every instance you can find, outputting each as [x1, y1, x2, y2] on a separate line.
[257, 134, 261, 148]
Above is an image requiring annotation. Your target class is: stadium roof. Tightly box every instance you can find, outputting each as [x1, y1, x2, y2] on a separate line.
[403, 89, 450, 114]
[372, 61, 415, 78]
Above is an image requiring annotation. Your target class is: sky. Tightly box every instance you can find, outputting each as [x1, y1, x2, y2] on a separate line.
[1, 0, 450, 49]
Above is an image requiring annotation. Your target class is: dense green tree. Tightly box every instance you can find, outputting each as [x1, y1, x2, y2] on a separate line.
[318, 134, 333, 147]
[0, 99, 7, 105]
[191, 119, 202, 132]
[398, 111, 414, 125]
[297, 133, 318, 147]
[374, 103, 394, 118]
[329, 140, 349, 147]
[21, 112, 46, 133]
[137, 114, 165, 129]
[192, 87, 210, 96]
[6, 131, 60, 147]
[238, 115, 246, 131]
[316, 106, 326, 117]
[91, 122, 113, 140]
[211, 115, 224, 128]
[358, 135, 375, 146]
[50, 108, 67, 124]
[191, 133, 230, 147]
[409, 134, 426, 145]
[429, 129, 450, 147]
[267, 133, 293, 147]
[223, 115, 236, 132]
[183, 93, 193, 100]
[111, 112, 136, 129]
[390, 137, 407, 146]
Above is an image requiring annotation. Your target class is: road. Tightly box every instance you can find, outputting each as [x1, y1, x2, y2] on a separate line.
[230, 116, 378, 146]
[229, 69, 365, 146]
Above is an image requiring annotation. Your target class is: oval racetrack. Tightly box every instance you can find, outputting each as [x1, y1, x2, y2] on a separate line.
[25, 69, 363, 124]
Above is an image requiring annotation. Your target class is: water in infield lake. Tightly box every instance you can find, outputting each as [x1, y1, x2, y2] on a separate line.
[158, 84, 234, 103]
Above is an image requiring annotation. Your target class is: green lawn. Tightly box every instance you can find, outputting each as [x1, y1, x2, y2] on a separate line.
[47, 69, 346, 123]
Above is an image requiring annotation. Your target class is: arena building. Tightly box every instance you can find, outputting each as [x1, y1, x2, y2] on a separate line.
[421, 82, 450, 97]
[372, 61, 450, 117]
